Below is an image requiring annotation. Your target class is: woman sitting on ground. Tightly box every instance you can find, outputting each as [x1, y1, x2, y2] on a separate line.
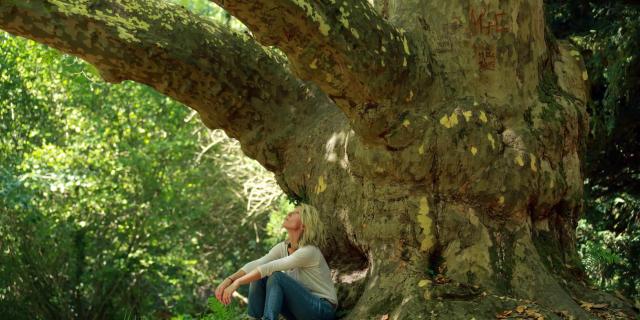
[215, 203, 338, 320]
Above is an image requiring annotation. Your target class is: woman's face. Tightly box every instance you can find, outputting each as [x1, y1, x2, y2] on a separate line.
[282, 207, 303, 231]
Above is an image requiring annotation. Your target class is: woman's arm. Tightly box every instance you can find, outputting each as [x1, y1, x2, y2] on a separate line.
[256, 246, 318, 277]
[239, 242, 284, 273]
[220, 247, 319, 305]
[223, 242, 283, 287]
[221, 269, 262, 305]
[226, 269, 246, 282]
[216, 242, 285, 304]
[233, 269, 262, 285]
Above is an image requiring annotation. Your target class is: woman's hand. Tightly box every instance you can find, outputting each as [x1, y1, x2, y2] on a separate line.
[215, 278, 233, 303]
[222, 280, 239, 305]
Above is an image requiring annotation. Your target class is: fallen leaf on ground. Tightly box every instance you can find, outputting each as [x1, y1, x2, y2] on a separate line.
[434, 274, 450, 284]
[526, 308, 542, 318]
[579, 300, 608, 311]
[418, 279, 431, 287]
[496, 310, 512, 319]
[556, 310, 575, 320]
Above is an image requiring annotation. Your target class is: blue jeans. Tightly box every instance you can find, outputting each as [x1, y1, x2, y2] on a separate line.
[247, 271, 336, 320]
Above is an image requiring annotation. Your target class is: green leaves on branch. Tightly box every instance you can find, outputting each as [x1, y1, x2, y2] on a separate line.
[0, 31, 285, 319]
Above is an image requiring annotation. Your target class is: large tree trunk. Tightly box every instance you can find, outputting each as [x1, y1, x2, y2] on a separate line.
[1, 0, 636, 318]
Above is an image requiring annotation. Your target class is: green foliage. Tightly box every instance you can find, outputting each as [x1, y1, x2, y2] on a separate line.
[577, 193, 640, 299]
[171, 297, 247, 320]
[547, 2, 640, 139]
[546, 0, 640, 304]
[0, 29, 285, 319]
[167, 0, 248, 32]
[202, 297, 246, 320]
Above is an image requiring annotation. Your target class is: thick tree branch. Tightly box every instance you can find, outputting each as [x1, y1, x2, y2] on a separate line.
[213, 0, 430, 145]
[0, 0, 315, 172]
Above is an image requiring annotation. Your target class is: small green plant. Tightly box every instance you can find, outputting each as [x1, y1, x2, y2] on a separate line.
[171, 297, 247, 320]
[203, 297, 246, 320]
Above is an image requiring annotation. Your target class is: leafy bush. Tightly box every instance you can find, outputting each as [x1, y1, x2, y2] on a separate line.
[546, 0, 640, 305]
[0, 31, 286, 319]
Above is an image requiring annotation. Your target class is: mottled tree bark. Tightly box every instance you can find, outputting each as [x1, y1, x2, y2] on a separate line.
[1, 0, 637, 319]
[210, 0, 432, 145]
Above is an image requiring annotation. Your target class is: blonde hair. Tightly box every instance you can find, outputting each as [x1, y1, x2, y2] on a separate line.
[298, 203, 327, 248]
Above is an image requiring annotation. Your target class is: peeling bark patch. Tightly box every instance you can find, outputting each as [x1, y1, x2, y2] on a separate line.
[318, 21, 331, 36]
[462, 110, 472, 122]
[515, 153, 525, 167]
[315, 175, 327, 193]
[442, 208, 494, 284]
[479, 111, 488, 123]
[417, 197, 435, 251]
[439, 112, 459, 128]
[487, 133, 496, 150]
[529, 153, 537, 172]
[292, 0, 331, 36]
[419, 197, 430, 215]
[400, 31, 410, 55]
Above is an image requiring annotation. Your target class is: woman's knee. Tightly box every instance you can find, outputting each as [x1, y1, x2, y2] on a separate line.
[266, 271, 285, 286]
[250, 278, 266, 290]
